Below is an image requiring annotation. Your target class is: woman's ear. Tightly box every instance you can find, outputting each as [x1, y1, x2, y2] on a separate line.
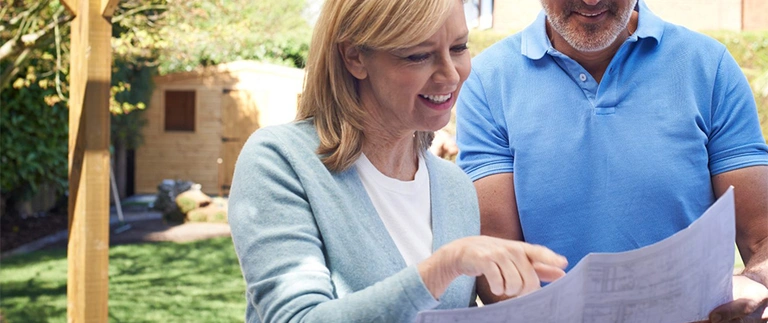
[339, 42, 368, 80]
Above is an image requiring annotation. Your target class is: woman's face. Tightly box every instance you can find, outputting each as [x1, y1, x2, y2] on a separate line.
[353, 2, 470, 137]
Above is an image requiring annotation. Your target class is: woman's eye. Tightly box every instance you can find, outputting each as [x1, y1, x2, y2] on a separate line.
[406, 53, 431, 62]
[451, 44, 468, 53]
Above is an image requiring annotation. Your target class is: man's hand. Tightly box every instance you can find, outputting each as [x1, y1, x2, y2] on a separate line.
[709, 275, 768, 323]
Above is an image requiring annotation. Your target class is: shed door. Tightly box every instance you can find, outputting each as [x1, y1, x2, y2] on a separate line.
[220, 89, 260, 195]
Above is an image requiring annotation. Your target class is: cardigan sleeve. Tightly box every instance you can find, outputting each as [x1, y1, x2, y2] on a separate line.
[228, 126, 440, 323]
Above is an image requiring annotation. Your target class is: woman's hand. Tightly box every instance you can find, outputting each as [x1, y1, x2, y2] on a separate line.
[417, 236, 568, 299]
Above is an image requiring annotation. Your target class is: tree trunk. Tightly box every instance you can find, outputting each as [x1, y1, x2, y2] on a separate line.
[115, 140, 128, 200]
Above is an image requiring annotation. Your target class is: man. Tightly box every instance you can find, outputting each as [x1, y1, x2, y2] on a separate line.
[455, 0, 768, 321]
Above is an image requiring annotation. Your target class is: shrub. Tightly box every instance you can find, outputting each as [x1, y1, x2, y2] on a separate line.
[0, 56, 69, 211]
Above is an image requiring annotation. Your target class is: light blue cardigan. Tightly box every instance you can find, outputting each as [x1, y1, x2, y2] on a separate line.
[228, 119, 479, 323]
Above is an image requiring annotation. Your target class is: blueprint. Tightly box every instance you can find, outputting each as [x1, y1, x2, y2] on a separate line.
[416, 188, 736, 323]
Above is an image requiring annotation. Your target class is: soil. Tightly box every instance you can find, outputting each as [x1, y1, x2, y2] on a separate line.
[0, 210, 68, 253]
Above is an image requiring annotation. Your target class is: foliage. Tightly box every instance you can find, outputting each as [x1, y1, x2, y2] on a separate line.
[0, 0, 72, 90]
[0, 62, 68, 201]
[158, 0, 311, 73]
[110, 60, 155, 151]
[110, 0, 166, 118]
[1, 0, 70, 203]
[0, 237, 245, 322]
[467, 29, 768, 142]
[468, 29, 511, 58]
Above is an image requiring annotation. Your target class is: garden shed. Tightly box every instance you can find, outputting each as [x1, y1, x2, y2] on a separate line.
[135, 60, 305, 196]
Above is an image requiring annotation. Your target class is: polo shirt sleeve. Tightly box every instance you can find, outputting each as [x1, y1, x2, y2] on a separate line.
[707, 49, 768, 175]
[456, 67, 516, 181]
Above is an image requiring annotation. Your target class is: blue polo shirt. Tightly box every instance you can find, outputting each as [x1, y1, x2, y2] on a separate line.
[456, 0, 768, 270]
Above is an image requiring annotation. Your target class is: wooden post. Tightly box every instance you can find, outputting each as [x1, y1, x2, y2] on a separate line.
[64, 0, 119, 321]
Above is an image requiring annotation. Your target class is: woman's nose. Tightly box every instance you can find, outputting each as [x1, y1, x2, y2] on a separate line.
[433, 57, 460, 85]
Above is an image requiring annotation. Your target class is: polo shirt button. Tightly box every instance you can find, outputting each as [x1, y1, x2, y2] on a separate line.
[579, 73, 587, 82]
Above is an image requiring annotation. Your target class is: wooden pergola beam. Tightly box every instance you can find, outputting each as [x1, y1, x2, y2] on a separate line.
[101, 0, 119, 18]
[60, 0, 78, 16]
[65, 0, 115, 321]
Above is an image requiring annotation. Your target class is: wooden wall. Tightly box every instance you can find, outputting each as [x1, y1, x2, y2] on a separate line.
[135, 61, 304, 196]
[743, 0, 768, 30]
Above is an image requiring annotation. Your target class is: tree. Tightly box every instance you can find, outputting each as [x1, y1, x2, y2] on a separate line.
[159, 0, 311, 73]
[0, 0, 73, 91]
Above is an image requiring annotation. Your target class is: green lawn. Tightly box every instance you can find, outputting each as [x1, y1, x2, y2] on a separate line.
[0, 237, 246, 323]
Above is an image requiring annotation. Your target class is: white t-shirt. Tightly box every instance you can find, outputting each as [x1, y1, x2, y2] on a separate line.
[354, 153, 432, 266]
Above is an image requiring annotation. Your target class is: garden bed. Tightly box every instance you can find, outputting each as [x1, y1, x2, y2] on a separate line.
[0, 210, 67, 253]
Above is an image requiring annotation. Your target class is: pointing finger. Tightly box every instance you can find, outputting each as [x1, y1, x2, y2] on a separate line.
[522, 244, 568, 269]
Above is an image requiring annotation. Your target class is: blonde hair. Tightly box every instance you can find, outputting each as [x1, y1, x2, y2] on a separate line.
[297, 0, 458, 172]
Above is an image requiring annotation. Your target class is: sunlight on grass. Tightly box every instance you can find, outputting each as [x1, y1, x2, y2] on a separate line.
[0, 237, 245, 323]
[735, 244, 745, 273]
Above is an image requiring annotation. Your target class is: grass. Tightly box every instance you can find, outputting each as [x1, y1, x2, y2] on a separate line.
[0, 237, 246, 323]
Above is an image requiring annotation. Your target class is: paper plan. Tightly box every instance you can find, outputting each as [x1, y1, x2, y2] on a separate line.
[416, 187, 735, 323]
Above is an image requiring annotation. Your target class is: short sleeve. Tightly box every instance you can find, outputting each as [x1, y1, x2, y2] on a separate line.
[456, 68, 516, 181]
[707, 49, 768, 175]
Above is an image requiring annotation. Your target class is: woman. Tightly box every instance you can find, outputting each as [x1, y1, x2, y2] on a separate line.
[228, 0, 568, 322]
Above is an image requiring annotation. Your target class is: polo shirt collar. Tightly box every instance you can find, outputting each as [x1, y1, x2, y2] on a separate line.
[633, 0, 664, 43]
[521, 0, 665, 60]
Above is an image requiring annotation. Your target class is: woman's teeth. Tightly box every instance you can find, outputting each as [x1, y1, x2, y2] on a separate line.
[420, 93, 452, 104]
